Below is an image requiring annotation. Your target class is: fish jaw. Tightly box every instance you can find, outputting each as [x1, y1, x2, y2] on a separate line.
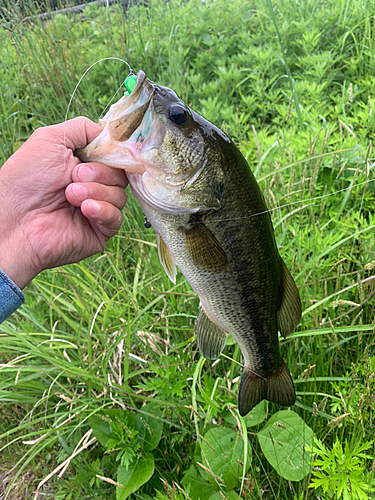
[77, 127, 148, 173]
[76, 70, 158, 173]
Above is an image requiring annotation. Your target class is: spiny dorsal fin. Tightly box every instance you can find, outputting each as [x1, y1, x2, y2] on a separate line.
[156, 233, 176, 284]
[180, 223, 228, 273]
[196, 305, 227, 360]
[238, 362, 295, 417]
[277, 259, 302, 338]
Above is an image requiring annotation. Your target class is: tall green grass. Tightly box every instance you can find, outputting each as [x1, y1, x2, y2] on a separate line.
[1, 0, 375, 498]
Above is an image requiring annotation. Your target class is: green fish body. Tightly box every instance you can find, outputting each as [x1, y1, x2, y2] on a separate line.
[77, 71, 302, 416]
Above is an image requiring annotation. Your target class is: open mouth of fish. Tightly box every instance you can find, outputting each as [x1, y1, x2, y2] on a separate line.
[77, 70, 158, 173]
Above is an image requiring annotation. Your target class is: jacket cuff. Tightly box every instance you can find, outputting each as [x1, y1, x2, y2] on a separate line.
[0, 268, 25, 324]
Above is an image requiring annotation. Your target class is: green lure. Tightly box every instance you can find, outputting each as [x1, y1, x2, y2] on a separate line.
[124, 74, 137, 96]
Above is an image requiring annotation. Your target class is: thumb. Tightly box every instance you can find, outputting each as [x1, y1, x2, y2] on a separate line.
[50, 117, 103, 151]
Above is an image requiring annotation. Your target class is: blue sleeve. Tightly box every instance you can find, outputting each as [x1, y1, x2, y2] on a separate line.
[0, 268, 25, 324]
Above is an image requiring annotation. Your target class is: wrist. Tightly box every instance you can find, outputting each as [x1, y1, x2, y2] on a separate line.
[0, 234, 39, 290]
[0, 261, 33, 290]
[0, 187, 39, 289]
[0, 267, 25, 323]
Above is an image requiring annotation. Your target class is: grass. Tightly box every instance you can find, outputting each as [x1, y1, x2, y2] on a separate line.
[1, 0, 375, 498]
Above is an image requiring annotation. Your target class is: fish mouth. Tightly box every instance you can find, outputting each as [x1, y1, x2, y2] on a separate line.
[76, 70, 159, 172]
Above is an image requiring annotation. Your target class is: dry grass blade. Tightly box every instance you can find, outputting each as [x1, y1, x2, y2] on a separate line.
[33, 431, 97, 500]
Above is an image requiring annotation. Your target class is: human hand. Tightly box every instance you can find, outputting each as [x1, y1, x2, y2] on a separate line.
[0, 117, 128, 289]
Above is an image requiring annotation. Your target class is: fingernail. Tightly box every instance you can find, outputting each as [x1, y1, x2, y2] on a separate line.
[72, 183, 88, 202]
[87, 200, 101, 215]
[78, 165, 95, 182]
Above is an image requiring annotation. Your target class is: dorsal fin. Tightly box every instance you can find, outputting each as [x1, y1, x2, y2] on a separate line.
[277, 259, 302, 338]
[156, 233, 176, 283]
[196, 305, 227, 360]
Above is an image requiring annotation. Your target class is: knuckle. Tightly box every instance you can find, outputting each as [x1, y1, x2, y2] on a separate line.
[120, 189, 128, 205]
[109, 167, 119, 186]
[72, 116, 90, 126]
[92, 184, 103, 198]
[90, 164, 106, 183]
[31, 126, 48, 139]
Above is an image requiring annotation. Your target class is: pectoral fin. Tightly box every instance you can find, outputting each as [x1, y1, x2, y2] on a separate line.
[277, 259, 302, 338]
[156, 233, 176, 284]
[196, 306, 227, 360]
[180, 223, 227, 273]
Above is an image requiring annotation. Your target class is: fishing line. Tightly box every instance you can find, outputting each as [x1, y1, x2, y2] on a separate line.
[64, 56, 133, 122]
[98, 84, 126, 119]
[206, 176, 375, 224]
[63, 56, 133, 201]
[63, 57, 133, 165]
[111, 175, 375, 237]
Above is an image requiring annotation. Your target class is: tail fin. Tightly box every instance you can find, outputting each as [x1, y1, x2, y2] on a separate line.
[238, 370, 266, 417]
[266, 362, 296, 407]
[238, 362, 295, 417]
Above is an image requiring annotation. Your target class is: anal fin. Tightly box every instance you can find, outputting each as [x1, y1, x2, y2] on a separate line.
[156, 233, 176, 284]
[196, 305, 227, 360]
[277, 259, 302, 338]
[238, 361, 295, 417]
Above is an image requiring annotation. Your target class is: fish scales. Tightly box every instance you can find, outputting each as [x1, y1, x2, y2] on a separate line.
[77, 70, 302, 415]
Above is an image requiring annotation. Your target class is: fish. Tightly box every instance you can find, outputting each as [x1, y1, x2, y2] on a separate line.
[76, 70, 302, 416]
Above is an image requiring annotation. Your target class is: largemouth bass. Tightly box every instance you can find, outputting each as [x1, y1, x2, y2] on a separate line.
[77, 70, 302, 416]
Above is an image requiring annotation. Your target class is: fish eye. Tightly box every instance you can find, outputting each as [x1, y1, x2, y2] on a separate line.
[168, 104, 187, 125]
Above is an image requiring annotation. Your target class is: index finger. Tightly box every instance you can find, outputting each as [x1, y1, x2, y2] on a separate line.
[72, 162, 129, 189]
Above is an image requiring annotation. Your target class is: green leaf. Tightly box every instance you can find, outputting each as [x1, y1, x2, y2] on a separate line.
[181, 465, 216, 500]
[107, 409, 136, 429]
[117, 447, 137, 469]
[136, 403, 163, 452]
[244, 400, 267, 427]
[89, 415, 113, 447]
[224, 401, 266, 428]
[89, 410, 136, 448]
[201, 427, 252, 489]
[225, 334, 236, 345]
[258, 410, 314, 481]
[117, 453, 154, 500]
